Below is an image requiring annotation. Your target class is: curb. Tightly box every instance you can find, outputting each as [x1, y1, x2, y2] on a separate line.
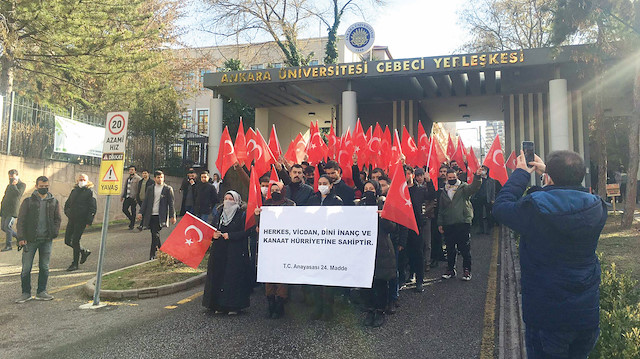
[83, 260, 207, 300]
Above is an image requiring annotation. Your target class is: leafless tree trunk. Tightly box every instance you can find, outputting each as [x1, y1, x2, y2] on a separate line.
[621, 58, 640, 228]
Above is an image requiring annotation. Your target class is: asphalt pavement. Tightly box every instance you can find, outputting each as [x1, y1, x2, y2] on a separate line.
[0, 225, 497, 359]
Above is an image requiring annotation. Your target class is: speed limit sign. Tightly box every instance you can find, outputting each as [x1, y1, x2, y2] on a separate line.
[99, 111, 129, 195]
[103, 112, 128, 153]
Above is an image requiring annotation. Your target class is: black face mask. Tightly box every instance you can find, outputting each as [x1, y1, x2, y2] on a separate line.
[448, 179, 457, 185]
[271, 192, 283, 201]
[37, 187, 49, 195]
[363, 191, 377, 205]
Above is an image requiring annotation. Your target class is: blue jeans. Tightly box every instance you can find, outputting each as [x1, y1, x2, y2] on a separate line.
[525, 325, 600, 359]
[1, 216, 17, 247]
[21, 240, 52, 295]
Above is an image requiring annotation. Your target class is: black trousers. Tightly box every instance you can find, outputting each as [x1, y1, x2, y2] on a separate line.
[65, 218, 86, 265]
[443, 223, 472, 272]
[406, 229, 424, 285]
[430, 218, 446, 261]
[122, 197, 137, 228]
[149, 215, 162, 259]
[366, 278, 389, 311]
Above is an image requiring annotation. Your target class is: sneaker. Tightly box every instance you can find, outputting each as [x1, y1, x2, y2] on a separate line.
[80, 249, 91, 264]
[66, 264, 79, 271]
[1, 246, 12, 252]
[414, 283, 424, 293]
[227, 311, 238, 316]
[15, 293, 32, 303]
[35, 292, 54, 301]
[462, 270, 472, 281]
[441, 269, 457, 279]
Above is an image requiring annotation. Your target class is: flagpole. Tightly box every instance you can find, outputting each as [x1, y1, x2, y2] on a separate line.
[426, 129, 434, 168]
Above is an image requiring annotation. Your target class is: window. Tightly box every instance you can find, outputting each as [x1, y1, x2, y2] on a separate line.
[197, 109, 209, 136]
[171, 144, 183, 158]
[250, 64, 264, 70]
[272, 63, 283, 68]
[309, 60, 319, 66]
[181, 109, 193, 130]
[189, 145, 200, 164]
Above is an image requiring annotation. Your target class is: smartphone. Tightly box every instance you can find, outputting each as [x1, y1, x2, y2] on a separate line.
[522, 141, 535, 167]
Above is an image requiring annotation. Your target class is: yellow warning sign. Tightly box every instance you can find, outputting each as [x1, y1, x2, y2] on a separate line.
[98, 160, 124, 195]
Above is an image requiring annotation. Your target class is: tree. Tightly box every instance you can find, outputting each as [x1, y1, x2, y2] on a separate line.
[458, 0, 558, 52]
[551, 0, 640, 228]
[201, 0, 314, 67]
[221, 59, 255, 138]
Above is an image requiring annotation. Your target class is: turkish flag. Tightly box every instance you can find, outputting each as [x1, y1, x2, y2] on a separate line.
[416, 122, 430, 167]
[427, 134, 441, 185]
[353, 119, 368, 160]
[390, 129, 404, 168]
[366, 123, 383, 168]
[434, 136, 448, 164]
[268, 125, 282, 161]
[401, 126, 419, 167]
[252, 129, 276, 177]
[246, 127, 256, 163]
[381, 163, 419, 235]
[505, 150, 517, 170]
[284, 133, 306, 165]
[215, 126, 238, 179]
[313, 164, 320, 192]
[327, 126, 338, 160]
[266, 165, 280, 200]
[234, 118, 248, 166]
[381, 126, 392, 172]
[245, 165, 262, 230]
[337, 133, 355, 187]
[160, 212, 216, 269]
[446, 134, 456, 161]
[483, 135, 509, 185]
[451, 136, 467, 172]
[307, 124, 328, 165]
[466, 147, 481, 184]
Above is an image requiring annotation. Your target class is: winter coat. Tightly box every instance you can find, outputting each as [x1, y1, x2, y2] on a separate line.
[437, 175, 481, 226]
[332, 179, 355, 206]
[194, 181, 218, 216]
[136, 177, 154, 204]
[121, 174, 142, 199]
[307, 192, 344, 206]
[356, 197, 396, 281]
[140, 184, 175, 228]
[64, 183, 97, 225]
[17, 191, 62, 243]
[409, 182, 437, 226]
[202, 206, 252, 311]
[493, 169, 607, 331]
[180, 180, 198, 216]
[284, 182, 315, 206]
[0, 180, 26, 218]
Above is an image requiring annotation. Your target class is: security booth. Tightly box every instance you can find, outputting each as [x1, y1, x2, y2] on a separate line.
[203, 45, 635, 189]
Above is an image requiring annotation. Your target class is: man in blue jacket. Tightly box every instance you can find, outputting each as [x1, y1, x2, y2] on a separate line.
[493, 150, 606, 359]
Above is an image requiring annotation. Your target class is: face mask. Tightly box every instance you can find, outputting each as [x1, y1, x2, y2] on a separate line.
[363, 191, 377, 205]
[37, 187, 49, 195]
[318, 185, 330, 195]
[271, 192, 283, 201]
[452, 165, 459, 170]
[448, 179, 458, 186]
[78, 181, 87, 188]
[10, 176, 18, 182]
[223, 200, 236, 209]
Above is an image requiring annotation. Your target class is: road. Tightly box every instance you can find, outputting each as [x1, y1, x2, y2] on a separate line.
[0, 224, 498, 359]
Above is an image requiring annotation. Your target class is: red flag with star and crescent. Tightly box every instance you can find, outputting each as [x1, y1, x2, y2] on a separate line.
[234, 118, 248, 166]
[266, 165, 280, 200]
[352, 119, 368, 162]
[434, 137, 448, 164]
[381, 126, 392, 172]
[451, 136, 467, 172]
[284, 133, 306, 165]
[466, 147, 481, 184]
[366, 123, 383, 168]
[389, 129, 404, 168]
[327, 126, 338, 160]
[427, 134, 441, 186]
[160, 212, 216, 269]
[381, 163, 419, 235]
[268, 125, 283, 161]
[446, 134, 456, 161]
[401, 126, 419, 167]
[337, 132, 355, 187]
[215, 126, 238, 179]
[417, 122, 430, 167]
[505, 150, 517, 170]
[483, 135, 509, 185]
[251, 129, 276, 177]
[245, 165, 262, 230]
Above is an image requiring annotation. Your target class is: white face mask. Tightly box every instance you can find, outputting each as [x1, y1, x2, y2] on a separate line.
[318, 185, 330, 195]
[223, 200, 236, 209]
[261, 187, 268, 196]
[78, 180, 87, 188]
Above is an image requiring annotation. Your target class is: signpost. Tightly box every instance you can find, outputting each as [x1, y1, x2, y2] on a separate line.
[80, 112, 128, 309]
[606, 184, 621, 213]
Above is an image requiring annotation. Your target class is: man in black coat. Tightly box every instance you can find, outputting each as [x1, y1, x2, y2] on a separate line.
[138, 171, 176, 260]
[1, 169, 26, 251]
[323, 160, 355, 206]
[64, 174, 97, 271]
[136, 169, 154, 231]
[285, 164, 314, 206]
[194, 170, 218, 223]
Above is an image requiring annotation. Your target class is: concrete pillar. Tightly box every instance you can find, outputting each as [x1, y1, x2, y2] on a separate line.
[549, 79, 570, 151]
[208, 96, 223, 174]
[341, 91, 357, 135]
[255, 108, 269, 136]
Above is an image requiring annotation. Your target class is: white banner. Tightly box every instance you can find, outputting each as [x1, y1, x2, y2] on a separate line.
[54, 115, 105, 158]
[257, 206, 379, 288]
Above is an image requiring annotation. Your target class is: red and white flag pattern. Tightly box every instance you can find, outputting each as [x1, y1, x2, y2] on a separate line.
[160, 212, 216, 269]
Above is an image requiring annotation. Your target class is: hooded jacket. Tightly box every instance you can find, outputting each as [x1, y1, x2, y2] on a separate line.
[17, 190, 62, 243]
[64, 182, 97, 225]
[492, 169, 607, 331]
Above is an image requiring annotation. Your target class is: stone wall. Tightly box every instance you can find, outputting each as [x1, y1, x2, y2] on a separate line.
[0, 154, 183, 229]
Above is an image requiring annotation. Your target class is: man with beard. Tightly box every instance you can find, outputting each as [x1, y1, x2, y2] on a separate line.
[284, 164, 314, 206]
[323, 161, 355, 206]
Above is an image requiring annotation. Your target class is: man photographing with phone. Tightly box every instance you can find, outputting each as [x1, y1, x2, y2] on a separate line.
[492, 150, 607, 359]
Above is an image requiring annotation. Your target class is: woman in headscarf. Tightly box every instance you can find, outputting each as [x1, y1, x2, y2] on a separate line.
[202, 190, 253, 315]
[356, 180, 397, 327]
